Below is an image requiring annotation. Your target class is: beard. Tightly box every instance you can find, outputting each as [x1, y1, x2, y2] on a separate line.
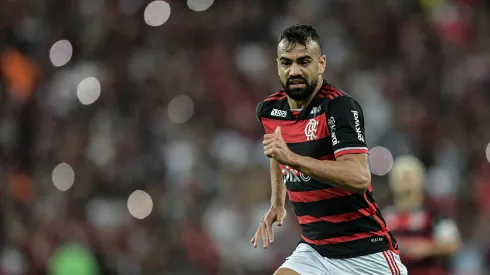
[282, 77, 318, 101]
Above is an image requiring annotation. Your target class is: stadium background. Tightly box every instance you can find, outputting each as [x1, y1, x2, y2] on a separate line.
[1, 0, 490, 274]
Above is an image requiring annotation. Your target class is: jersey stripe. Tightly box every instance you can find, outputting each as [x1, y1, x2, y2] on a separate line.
[318, 154, 335, 160]
[286, 177, 336, 192]
[264, 91, 286, 102]
[301, 230, 386, 245]
[288, 188, 353, 203]
[292, 194, 370, 217]
[298, 207, 372, 224]
[334, 147, 369, 158]
[364, 193, 398, 254]
[302, 216, 383, 239]
[264, 94, 286, 102]
[261, 113, 329, 142]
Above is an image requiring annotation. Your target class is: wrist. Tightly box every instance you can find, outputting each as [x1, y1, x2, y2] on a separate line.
[270, 200, 285, 209]
[287, 153, 302, 170]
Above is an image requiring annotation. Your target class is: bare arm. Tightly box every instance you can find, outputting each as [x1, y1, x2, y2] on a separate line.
[270, 158, 287, 207]
[289, 153, 371, 193]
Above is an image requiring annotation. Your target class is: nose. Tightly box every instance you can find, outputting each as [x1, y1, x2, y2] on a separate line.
[289, 63, 302, 77]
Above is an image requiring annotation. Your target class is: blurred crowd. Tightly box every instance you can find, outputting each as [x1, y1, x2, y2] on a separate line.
[1, 0, 490, 274]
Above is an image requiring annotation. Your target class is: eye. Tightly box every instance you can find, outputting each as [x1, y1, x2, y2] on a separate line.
[281, 60, 291, 66]
[301, 60, 310, 65]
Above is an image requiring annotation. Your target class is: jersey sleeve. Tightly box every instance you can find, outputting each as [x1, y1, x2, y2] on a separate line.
[327, 97, 369, 158]
[256, 100, 266, 133]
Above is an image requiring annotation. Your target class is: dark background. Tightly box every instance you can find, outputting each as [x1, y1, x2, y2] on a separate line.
[0, 0, 489, 274]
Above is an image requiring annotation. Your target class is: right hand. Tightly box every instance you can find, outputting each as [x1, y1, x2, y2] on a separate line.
[250, 206, 287, 249]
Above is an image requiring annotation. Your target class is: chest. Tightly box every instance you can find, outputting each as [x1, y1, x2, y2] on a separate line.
[261, 112, 331, 158]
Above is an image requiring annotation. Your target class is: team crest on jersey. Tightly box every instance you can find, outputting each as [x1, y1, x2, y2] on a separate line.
[305, 119, 319, 141]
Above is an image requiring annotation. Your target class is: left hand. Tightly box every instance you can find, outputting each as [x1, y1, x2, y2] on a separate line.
[263, 127, 296, 166]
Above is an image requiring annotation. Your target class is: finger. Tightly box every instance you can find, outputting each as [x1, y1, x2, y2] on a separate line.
[260, 222, 268, 248]
[263, 143, 274, 152]
[264, 149, 274, 158]
[252, 227, 261, 248]
[263, 138, 275, 146]
[264, 134, 275, 140]
[267, 220, 274, 244]
[275, 126, 281, 135]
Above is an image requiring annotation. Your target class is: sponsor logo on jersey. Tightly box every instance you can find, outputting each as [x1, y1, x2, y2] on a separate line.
[328, 117, 339, 145]
[271, 109, 287, 117]
[371, 237, 384, 243]
[282, 166, 311, 183]
[310, 106, 321, 115]
[351, 111, 365, 142]
[304, 119, 319, 141]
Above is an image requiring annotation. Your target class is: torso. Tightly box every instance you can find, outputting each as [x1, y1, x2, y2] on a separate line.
[256, 81, 398, 259]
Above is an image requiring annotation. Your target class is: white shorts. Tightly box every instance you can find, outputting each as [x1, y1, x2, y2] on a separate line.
[279, 243, 408, 275]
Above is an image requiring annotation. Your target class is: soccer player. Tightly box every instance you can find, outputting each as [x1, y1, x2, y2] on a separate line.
[383, 155, 461, 275]
[252, 24, 407, 275]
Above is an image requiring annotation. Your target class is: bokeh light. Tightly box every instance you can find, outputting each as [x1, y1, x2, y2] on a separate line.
[144, 1, 171, 27]
[167, 95, 194, 123]
[187, 0, 214, 12]
[368, 146, 394, 176]
[127, 190, 153, 219]
[486, 142, 490, 163]
[77, 77, 101, 105]
[49, 40, 73, 67]
[52, 163, 75, 192]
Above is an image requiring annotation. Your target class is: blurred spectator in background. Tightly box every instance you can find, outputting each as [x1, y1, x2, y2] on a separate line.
[384, 155, 460, 275]
[0, 0, 489, 274]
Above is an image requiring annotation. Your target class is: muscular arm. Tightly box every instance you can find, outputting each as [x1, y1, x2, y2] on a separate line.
[256, 101, 288, 207]
[270, 158, 287, 207]
[289, 153, 371, 193]
[288, 96, 371, 192]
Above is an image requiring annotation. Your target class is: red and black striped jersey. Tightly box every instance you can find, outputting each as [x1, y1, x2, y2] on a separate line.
[383, 207, 456, 275]
[256, 80, 398, 259]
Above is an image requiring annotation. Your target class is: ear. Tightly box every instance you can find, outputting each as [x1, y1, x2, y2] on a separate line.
[276, 58, 282, 76]
[319, 55, 327, 74]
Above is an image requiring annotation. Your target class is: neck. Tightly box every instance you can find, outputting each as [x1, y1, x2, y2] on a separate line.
[287, 77, 323, 109]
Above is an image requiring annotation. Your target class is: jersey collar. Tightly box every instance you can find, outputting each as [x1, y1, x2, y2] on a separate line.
[286, 79, 328, 120]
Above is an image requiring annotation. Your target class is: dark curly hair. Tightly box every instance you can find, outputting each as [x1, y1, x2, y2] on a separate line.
[278, 24, 321, 52]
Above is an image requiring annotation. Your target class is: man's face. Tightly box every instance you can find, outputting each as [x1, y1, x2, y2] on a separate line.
[390, 170, 423, 198]
[277, 39, 326, 101]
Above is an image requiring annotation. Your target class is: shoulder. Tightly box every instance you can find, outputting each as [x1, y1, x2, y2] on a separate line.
[319, 83, 362, 113]
[256, 90, 287, 119]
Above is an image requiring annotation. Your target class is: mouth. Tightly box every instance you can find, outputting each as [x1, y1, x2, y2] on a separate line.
[289, 83, 306, 88]
[288, 79, 306, 88]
